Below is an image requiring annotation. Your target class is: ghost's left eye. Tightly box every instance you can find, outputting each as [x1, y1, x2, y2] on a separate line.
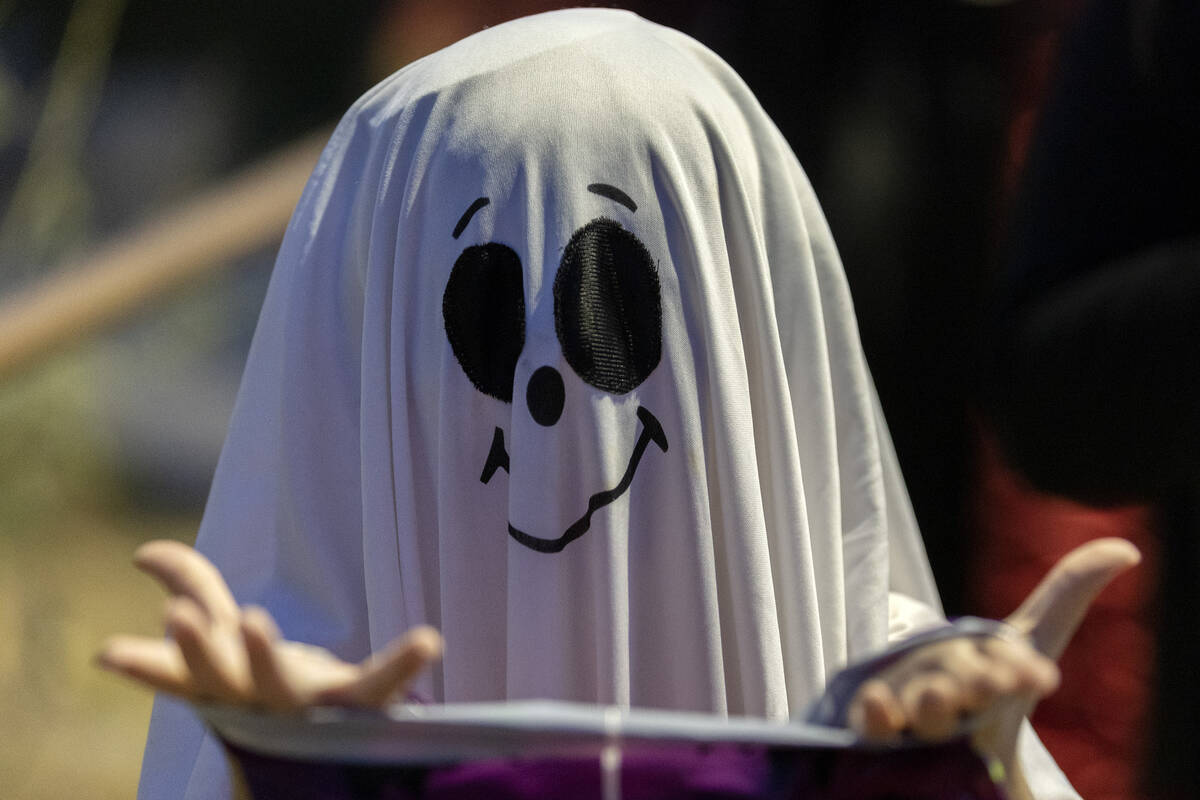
[554, 217, 661, 394]
[443, 243, 525, 402]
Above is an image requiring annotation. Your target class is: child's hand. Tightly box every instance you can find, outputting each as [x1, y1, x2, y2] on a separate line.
[847, 538, 1140, 797]
[96, 540, 442, 710]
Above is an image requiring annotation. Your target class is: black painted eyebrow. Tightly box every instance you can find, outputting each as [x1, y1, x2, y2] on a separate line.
[452, 197, 490, 239]
[587, 183, 637, 213]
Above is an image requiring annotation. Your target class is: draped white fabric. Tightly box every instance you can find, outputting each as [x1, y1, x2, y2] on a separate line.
[138, 10, 1073, 798]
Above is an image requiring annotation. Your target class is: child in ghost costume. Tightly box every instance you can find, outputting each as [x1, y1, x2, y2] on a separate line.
[101, 9, 1137, 800]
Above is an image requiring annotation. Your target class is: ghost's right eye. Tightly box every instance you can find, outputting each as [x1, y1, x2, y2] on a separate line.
[443, 243, 525, 403]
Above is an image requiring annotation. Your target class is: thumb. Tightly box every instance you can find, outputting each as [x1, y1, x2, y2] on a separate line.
[1005, 537, 1141, 660]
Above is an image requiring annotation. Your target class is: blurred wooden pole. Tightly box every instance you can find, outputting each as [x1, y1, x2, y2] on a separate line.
[0, 128, 329, 379]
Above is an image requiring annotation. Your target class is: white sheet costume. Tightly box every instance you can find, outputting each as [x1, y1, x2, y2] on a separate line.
[139, 9, 1076, 798]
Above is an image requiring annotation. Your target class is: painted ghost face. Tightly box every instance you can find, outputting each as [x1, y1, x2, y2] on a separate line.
[177, 9, 926, 719]
[443, 185, 669, 553]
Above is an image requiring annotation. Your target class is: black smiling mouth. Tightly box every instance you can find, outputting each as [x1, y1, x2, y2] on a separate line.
[481, 406, 668, 553]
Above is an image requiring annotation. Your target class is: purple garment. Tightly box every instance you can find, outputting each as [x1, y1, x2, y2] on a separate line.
[223, 738, 1003, 800]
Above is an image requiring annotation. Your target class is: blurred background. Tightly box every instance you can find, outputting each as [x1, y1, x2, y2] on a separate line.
[0, 1, 1160, 798]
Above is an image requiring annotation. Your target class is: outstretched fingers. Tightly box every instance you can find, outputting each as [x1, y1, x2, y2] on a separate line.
[101, 542, 447, 712]
[134, 540, 240, 625]
[1005, 537, 1141, 660]
[325, 626, 443, 707]
[240, 606, 306, 710]
[96, 635, 194, 699]
[167, 596, 251, 702]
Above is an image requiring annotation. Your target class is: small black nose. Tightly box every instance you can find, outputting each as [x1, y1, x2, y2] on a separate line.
[526, 366, 565, 426]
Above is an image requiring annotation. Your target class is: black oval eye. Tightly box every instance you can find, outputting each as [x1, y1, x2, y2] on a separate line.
[554, 218, 661, 394]
[443, 243, 525, 402]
